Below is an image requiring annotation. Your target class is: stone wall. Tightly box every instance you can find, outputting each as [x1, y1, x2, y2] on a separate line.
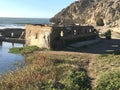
[25, 24, 98, 49]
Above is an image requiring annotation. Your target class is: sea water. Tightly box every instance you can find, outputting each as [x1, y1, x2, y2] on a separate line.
[0, 17, 50, 29]
[0, 42, 24, 74]
[0, 17, 50, 74]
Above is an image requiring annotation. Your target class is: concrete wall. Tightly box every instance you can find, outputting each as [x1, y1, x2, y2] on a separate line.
[0, 30, 4, 36]
[26, 24, 52, 49]
[51, 25, 98, 44]
[0, 28, 25, 38]
[25, 24, 98, 49]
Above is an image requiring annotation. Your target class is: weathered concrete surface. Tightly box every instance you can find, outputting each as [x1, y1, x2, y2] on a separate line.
[0, 28, 25, 38]
[0, 28, 25, 43]
[66, 31, 120, 54]
[68, 38, 101, 48]
[4, 38, 25, 43]
[26, 25, 52, 49]
[95, 26, 120, 33]
[25, 24, 98, 49]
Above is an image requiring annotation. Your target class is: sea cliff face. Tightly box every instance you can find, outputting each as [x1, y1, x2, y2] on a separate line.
[50, 0, 120, 27]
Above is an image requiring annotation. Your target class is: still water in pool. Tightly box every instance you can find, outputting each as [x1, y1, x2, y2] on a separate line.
[0, 41, 25, 74]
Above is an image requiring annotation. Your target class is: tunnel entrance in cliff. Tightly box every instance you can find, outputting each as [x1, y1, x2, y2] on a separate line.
[96, 18, 104, 26]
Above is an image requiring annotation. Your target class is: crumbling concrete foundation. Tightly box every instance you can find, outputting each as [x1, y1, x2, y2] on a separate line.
[25, 24, 98, 50]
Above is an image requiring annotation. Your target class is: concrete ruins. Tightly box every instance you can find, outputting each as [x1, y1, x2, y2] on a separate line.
[25, 24, 98, 50]
[0, 28, 25, 43]
[0, 28, 25, 38]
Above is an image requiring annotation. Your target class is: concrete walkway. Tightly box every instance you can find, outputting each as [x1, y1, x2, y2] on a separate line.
[69, 38, 101, 48]
[66, 31, 120, 54]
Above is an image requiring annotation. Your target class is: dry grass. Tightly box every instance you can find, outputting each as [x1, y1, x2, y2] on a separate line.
[0, 52, 90, 90]
[89, 54, 120, 89]
[0, 51, 120, 90]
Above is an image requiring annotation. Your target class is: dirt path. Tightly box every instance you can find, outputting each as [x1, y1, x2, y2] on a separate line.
[79, 31, 120, 89]
[38, 31, 120, 89]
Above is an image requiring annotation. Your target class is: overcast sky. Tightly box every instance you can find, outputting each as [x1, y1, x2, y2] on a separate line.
[0, 0, 75, 18]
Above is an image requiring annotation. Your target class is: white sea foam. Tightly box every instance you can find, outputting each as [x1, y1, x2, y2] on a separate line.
[0, 24, 25, 29]
[0, 17, 50, 29]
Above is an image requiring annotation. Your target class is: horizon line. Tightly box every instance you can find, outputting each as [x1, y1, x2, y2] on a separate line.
[0, 16, 51, 19]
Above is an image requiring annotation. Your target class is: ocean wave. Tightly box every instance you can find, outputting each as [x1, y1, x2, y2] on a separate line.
[0, 18, 50, 29]
[0, 24, 25, 29]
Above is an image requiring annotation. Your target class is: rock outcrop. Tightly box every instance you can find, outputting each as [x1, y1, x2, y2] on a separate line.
[50, 0, 120, 27]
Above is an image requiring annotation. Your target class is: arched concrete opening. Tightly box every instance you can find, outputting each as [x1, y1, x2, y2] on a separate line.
[96, 18, 104, 26]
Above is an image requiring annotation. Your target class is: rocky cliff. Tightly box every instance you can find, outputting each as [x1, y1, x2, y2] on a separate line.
[50, 0, 120, 27]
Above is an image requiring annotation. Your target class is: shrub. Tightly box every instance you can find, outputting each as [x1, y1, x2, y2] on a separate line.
[62, 69, 91, 90]
[96, 71, 120, 90]
[104, 30, 111, 39]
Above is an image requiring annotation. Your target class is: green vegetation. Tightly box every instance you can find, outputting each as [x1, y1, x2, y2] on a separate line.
[96, 54, 120, 74]
[99, 54, 109, 57]
[62, 69, 90, 90]
[9, 46, 43, 54]
[104, 30, 111, 39]
[0, 53, 90, 90]
[96, 71, 120, 90]
[0, 50, 120, 90]
[94, 54, 120, 90]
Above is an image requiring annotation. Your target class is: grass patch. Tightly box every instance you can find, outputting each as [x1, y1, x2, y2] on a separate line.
[96, 71, 120, 90]
[62, 69, 91, 90]
[0, 51, 120, 90]
[9, 46, 42, 54]
[0, 52, 91, 90]
[96, 54, 120, 73]
[93, 54, 120, 89]
[99, 54, 109, 57]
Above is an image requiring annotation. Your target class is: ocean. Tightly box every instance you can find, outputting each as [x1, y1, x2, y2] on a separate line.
[0, 17, 50, 74]
[0, 17, 50, 29]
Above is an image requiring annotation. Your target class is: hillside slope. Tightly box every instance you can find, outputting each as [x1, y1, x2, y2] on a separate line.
[51, 0, 120, 27]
